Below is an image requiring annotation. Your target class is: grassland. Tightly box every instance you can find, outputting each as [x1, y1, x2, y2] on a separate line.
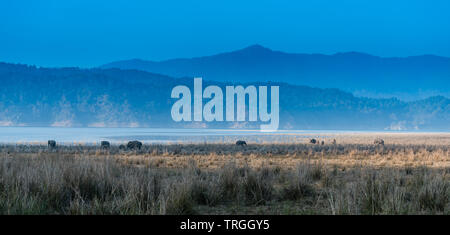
[0, 133, 448, 215]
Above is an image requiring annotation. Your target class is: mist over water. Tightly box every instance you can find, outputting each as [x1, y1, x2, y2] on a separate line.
[0, 127, 445, 145]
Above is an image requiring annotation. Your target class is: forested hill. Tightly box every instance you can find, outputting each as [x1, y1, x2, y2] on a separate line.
[0, 62, 449, 130]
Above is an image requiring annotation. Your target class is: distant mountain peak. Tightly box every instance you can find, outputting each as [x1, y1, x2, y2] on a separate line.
[244, 44, 267, 49]
[238, 44, 272, 53]
[99, 46, 450, 101]
[332, 51, 375, 58]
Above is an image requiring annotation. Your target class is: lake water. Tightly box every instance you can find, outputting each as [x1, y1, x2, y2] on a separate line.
[0, 127, 444, 145]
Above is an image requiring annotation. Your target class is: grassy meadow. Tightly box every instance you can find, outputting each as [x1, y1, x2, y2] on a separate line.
[0, 133, 448, 215]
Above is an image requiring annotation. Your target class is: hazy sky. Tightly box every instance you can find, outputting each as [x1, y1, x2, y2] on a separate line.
[1, 0, 449, 67]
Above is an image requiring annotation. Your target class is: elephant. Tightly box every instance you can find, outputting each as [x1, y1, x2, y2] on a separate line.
[101, 141, 110, 149]
[127, 140, 143, 150]
[48, 140, 56, 148]
[236, 140, 247, 146]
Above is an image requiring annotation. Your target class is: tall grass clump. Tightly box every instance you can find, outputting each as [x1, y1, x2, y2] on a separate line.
[280, 162, 319, 200]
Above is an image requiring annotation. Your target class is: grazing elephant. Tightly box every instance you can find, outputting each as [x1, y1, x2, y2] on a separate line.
[127, 140, 143, 150]
[101, 141, 110, 149]
[374, 138, 385, 145]
[321, 140, 324, 145]
[119, 144, 126, 150]
[309, 139, 317, 144]
[48, 140, 56, 148]
[236, 140, 247, 146]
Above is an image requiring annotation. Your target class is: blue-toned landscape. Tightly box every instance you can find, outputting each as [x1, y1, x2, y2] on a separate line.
[0, 0, 448, 217]
[1, 45, 449, 130]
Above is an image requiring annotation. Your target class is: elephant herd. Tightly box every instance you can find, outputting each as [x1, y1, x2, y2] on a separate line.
[309, 138, 331, 145]
[47, 140, 248, 149]
[46, 138, 385, 149]
[47, 140, 143, 150]
[308, 138, 384, 145]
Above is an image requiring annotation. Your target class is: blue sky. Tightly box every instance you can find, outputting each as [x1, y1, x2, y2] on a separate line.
[1, 0, 449, 67]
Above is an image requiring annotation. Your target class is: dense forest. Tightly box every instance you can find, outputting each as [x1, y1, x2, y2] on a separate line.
[0, 62, 448, 130]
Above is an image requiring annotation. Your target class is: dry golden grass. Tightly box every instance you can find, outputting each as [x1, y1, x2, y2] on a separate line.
[114, 133, 450, 170]
[0, 133, 448, 215]
[121, 146, 449, 171]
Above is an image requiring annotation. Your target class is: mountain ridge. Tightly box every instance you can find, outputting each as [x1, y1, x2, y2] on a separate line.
[101, 45, 450, 101]
[0, 62, 448, 130]
[103, 44, 450, 64]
